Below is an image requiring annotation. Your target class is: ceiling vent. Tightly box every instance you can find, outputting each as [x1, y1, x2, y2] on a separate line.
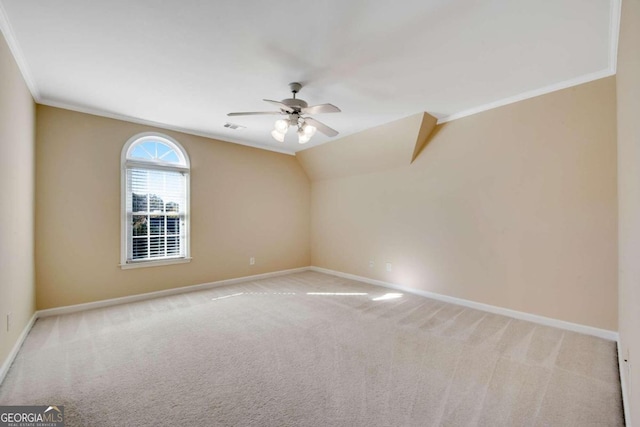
[224, 122, 245, 130]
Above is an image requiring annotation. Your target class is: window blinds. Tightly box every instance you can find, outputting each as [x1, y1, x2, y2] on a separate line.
[126, 167, 187, 262]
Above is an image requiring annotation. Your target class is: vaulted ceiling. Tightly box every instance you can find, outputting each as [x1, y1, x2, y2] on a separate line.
[0, 0, 620, 154]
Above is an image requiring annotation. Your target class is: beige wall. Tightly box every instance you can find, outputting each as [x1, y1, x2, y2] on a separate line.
[0, 33, 36, 366]
[308, 77, 618, 330]
[36, 106, 310, 309]
[617, 0, 640, 423]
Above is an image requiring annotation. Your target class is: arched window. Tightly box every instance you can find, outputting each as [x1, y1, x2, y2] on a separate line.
[121, 133, 190, 268]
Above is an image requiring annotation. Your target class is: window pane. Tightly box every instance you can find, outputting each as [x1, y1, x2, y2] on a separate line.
[132, 193, 148, 213]
[149, 215, 164, 235]
[166, 217, 179, 234]
[167, 236, 179, 255]
[132, 215, 148, 236]
[149, 194, 163, 212]
[155, 142, 171, 159]
[166, 201, 179, 213]
[132, 237, 148, 259]
[125, 152, 187, 263]
[150, 236, 164, 257]
[162, 151, 180, 163]
[130, 145, 153, 160]
[129, 140, 184, 165]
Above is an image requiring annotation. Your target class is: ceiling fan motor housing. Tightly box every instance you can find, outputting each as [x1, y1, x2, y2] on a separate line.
[281, 98, 308, 110]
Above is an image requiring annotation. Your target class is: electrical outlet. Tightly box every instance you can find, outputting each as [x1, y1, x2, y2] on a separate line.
[249, 257, 255, 265]
[386, 262, 392, 272]
[6, 312, 12, 332]
[369, 260, 374, 268]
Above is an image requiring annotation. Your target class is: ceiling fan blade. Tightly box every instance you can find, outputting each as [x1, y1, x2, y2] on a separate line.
[227, 111, 282, 116]
[263, 99, 295, 113]
[304, 117, 339, 137]
[301, 103, 341, 114]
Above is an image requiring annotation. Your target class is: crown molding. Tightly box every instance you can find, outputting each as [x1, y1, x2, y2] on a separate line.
[437, 68, 615, 125]
[438, 0, 620, 125]
[38, 98, 296, 156]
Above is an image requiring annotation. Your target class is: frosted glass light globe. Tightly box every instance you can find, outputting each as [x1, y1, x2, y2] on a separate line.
[274, 119, 290, 133]
[271, 129, 285, 142]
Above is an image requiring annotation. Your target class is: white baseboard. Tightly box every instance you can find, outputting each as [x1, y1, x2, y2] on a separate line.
[0, 312, 37, 385]
[38, 267, 310, 318]
[1, 263, 628, 422]
[618, 339, 632, 427]
[309, 266, 618, 341]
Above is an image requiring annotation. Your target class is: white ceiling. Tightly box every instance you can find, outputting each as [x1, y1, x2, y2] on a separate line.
[0, 0, 619, 154]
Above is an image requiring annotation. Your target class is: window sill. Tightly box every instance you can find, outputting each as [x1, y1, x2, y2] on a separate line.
[120, 257, 192, 270]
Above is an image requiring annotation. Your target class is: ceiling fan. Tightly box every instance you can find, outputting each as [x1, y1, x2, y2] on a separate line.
[227, 82, 341, 144]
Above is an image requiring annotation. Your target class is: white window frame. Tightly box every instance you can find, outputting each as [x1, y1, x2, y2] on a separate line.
[120, 132, 191, 269]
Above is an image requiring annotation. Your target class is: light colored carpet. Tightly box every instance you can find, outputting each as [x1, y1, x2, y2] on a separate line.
[0, 271, 623, 426]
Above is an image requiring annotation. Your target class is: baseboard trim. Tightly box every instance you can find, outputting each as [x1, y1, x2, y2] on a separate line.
[3, 267, 620, 388]
[310, 266, 618, 341]
[0, 312, 37, 385]
[617, 339, 632, 427]
[38, 267, 310, 318]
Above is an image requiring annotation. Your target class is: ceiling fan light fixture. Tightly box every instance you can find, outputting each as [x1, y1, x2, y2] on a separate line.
[302, 123, 316, 137]
[228, 82, 340, 143]
[271, 129, 285, 142]
[298, 129, 311, 144]
[274, 119, 290, 133]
